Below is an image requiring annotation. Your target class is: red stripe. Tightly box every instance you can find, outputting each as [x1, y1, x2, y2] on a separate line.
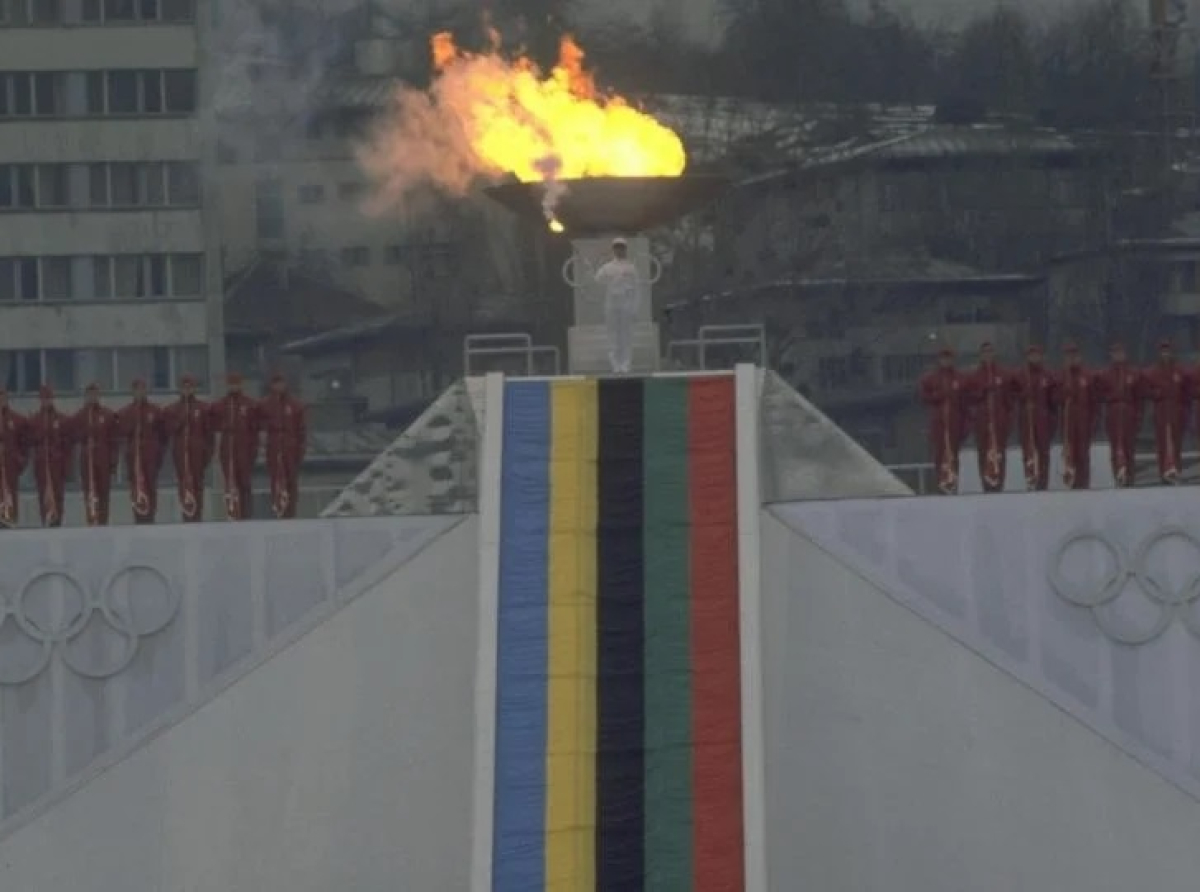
[687, 376, 745, 892]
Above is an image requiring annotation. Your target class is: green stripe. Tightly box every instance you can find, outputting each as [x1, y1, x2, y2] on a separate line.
[642, 378, 693, 891]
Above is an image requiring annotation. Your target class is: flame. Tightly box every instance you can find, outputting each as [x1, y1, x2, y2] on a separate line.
[429, 33, 687, 184]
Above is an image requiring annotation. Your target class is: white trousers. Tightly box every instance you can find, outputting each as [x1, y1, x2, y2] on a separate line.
[604, 301, 636, 373]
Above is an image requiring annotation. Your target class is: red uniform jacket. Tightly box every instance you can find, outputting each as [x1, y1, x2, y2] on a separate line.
[210, 394, 261, 480]
[118, 398, 167, 517]
[0, 407, 29, 526]
[72, 404, 120, 482]
[27, 407, 72, 525]
[164, 395, 213, 519]
[965, 361, 1012, 490]
[1008, 363, 1055, 489]
[918, 367, 969, 493]
[261, 394, 307, 475]
[1051, 365, 1097, 489]
[1144, 361, 1190, 480]
[1094, 363, 1143, 486]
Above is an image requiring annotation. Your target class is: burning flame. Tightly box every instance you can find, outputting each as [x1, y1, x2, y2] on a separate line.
[430, 32, 686, 229]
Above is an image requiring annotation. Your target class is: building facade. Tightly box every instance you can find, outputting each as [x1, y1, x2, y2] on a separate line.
[683, 126, 1108, 462]
[0, 0, 224, 413]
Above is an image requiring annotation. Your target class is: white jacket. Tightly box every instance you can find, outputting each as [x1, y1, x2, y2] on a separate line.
[595, 258, 641, 312]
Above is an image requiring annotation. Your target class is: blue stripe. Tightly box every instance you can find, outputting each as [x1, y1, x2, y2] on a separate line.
[493, 380, 551, 892]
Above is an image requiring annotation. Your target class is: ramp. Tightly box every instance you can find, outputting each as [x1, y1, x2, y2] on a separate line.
[485, 373, 751, 892]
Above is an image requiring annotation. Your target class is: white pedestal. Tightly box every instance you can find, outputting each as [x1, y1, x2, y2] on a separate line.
[567, 323, 660, 375]
[564, 236, 660, 374]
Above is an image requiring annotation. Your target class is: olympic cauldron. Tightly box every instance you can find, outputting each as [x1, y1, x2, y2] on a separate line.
[484, 174, 730, 374]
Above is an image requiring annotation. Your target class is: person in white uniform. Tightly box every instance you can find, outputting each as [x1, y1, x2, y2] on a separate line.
[594, 237, 641, 374]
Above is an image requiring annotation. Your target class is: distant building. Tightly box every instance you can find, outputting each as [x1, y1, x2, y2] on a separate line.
[678, 125, 1109, 462]
[0, 0, 224, 410]
[1047, 210, 1200, 362]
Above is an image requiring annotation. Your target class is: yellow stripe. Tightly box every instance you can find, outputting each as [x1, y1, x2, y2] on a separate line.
[545, 379, 598, 891]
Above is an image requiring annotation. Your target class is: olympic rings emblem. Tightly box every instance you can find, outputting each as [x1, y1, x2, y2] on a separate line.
[0, 564, 179, 684]
[561, 254, 663, 289]
[1048, 527, 1200, 645]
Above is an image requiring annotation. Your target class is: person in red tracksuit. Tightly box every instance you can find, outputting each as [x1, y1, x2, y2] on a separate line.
[118, 378, 168, 524]
[1051, 343, 1097, 491]
[27, 385, 72, 527]
[211, 373, 261, 521]
[1144, 339, 1190, 484]
[163, 375, 213, 522]
[0, 387, 29, 529]
[71, 383, 120, 526]
[918, 346, 970, 495]
[1008, 344, 1055, 491]
[1094, 343, 1144, 488]
[260, 374, 307, 519]
[964, 341, 1012, 493]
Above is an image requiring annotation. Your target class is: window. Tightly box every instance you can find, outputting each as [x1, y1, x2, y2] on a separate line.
[163, 70, 195, 112]
[105, 70, 139, 113]
[40, 257, 71, 299]
[0, 351, 42, 393]
[92, 254, 201, 299]
[881, 353, 926, 383]
[104, 0, 134, 19]
[82, 0, 190, 22]
[159, 0, 192, 20]
[1179, 261, 1200, 293]
[16, 258, 38, 300]
[384, 245, 407, 265]
[0, 72, 63, 116]
[76, 349, 115, 391]
[88, 162, 198, 208]
[0, 350, 68, 394]
[1, 0, 62, 24]
[44, 349, 75, 391]
[0, 257, 74, 301]
[817, 357, 850, 389]
[341, 246, 370, 268]
[255, 178, 284, 240]
[115, 346, 155, 385]
[36, 165, 67, 206]
[170, 253, 202, 295]
[166, 162, 199, 204]
[298, 184, 324, 204]
[174, 345, 207, 384]
[86, 69, 195, 115]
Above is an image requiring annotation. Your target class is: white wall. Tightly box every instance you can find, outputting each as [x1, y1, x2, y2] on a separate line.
[762, 508, 1200, 892]
[0, 300, 207, 350]
[0, 26, 196, 69]
[0, 515, 478, 892]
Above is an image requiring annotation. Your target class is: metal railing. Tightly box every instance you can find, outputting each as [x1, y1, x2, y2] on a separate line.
[667, 323, 767, 370]
[463, 333, 562, 377]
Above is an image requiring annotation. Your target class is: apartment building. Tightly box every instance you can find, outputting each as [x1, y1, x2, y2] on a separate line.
[0, 0, 223, 412]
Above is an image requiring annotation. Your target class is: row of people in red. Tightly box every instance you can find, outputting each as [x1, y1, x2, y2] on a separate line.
[0, 372, 307, 529]
[918, 340, 1188, 494]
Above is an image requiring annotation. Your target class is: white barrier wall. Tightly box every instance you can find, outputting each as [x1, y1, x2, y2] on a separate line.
[0, 515, 478, 892]
[765, 496, 1200, 892]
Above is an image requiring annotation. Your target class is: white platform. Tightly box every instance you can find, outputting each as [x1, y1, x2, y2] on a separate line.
[566, 322, 661, 374]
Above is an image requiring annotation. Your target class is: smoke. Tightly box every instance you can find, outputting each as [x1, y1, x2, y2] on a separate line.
[356, 78, 492, 217]
[533, 155, 568, 230]
[357, 51, 554, 217]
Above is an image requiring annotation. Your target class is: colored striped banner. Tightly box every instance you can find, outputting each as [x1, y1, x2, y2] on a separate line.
[493, 376, 744, 892]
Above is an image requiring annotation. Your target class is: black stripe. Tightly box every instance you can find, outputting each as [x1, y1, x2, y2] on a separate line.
[595, 377, 646, 892]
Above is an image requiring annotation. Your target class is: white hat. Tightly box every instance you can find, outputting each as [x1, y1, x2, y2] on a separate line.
[612, 237, 628, 248]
